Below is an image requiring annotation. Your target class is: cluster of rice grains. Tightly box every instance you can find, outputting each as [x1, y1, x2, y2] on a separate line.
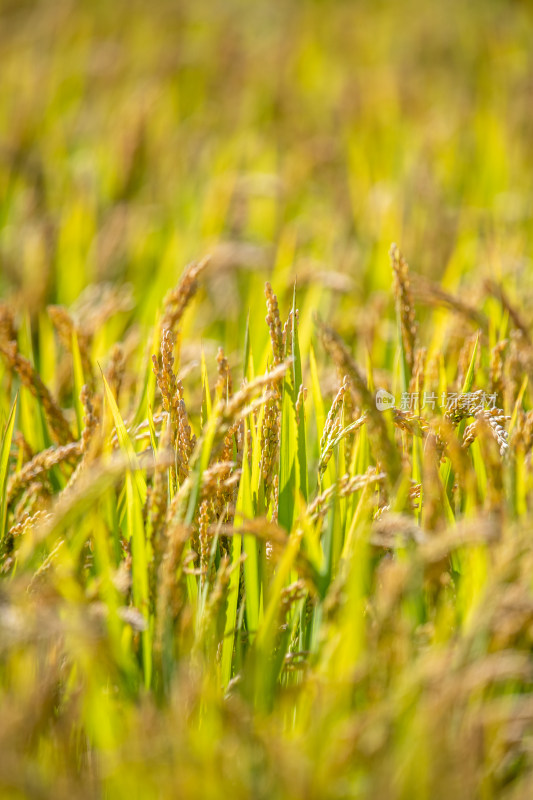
[2, 245, 533, 798]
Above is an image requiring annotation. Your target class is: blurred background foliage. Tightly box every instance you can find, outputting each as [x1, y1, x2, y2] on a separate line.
[2, 0, 533, 335]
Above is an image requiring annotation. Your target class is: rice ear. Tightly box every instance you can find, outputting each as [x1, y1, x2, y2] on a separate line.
[390, 243, 418, 377]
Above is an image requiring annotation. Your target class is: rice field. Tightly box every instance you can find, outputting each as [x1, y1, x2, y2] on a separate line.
[2, 1, 533, 797]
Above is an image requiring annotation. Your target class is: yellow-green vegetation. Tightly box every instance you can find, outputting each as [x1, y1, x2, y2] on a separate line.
[2, 0, 533, 797]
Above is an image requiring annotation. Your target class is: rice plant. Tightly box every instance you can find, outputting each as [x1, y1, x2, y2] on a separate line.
[2, 1, 533, 798]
